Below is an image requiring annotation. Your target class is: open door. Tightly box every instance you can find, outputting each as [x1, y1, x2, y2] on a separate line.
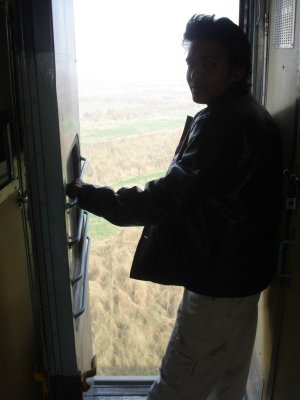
[262, 0, 300, 398]
[51, 0, 94, 382]
[10, 0, 94, 398]
[241, 0, 300, 398]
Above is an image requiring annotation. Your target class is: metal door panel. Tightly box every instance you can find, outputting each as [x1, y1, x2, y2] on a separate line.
[266, 0, 300, 396]
[258, 0, 300, 398]
[240, 1, 299, 398]
[51, 0, 94, 376]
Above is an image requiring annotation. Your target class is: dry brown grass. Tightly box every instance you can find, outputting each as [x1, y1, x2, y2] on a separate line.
[89, 228, 183, 375]
[82, 130, 180, 186]
[80, 83, 199, 375]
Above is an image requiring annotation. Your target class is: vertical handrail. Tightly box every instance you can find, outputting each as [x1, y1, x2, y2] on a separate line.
[66, 156, 87, 247]
[73, 236, 91, 319]
[71, 211, 89, 284]
[68, 208, 84, 248]
[65, 155, 91, 319]
[65, 156, 87, 209]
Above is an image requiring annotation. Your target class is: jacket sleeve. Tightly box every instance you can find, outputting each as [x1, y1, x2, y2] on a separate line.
[78, 112, 244, 227]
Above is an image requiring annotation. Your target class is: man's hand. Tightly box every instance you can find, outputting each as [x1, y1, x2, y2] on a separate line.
[66, 178, 84, 199]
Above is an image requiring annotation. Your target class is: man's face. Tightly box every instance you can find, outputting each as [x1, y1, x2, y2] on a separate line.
[186, 39, 242, 105]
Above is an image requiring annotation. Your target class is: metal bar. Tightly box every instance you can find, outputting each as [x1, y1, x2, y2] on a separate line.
[71, 211, 89, 283]
[261, 8, 270, 106]
[79, 156, 87, 177]
[93, 376, 157, 385]
[73, 236, 91, 319]
[65, 156, 87, 210]
[68, 208, 85, 248]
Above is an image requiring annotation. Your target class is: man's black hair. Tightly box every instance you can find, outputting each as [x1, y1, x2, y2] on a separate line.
[183, 14, 252, 89]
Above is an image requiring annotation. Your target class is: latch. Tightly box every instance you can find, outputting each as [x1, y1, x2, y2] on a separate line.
[283, 168, 300, 211]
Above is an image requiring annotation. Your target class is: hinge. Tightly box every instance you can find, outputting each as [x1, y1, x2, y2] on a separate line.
[18, 190, 28, 209]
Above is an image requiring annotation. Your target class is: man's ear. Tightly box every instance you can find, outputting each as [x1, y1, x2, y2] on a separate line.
[232, 67, 245, 82]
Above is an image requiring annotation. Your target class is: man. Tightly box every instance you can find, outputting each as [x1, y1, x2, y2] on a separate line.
[67, 15, 282, 400]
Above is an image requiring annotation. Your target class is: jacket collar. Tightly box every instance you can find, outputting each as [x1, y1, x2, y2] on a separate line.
[207, 82, 250, 109]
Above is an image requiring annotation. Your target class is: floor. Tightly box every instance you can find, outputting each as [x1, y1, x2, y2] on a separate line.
[83, 376, 249, 399]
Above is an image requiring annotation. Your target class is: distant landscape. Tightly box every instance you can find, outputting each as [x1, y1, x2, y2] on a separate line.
[79, 80, 200, 375]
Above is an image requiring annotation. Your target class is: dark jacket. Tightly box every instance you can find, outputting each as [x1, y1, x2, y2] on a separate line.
[78, 85, 282, 297]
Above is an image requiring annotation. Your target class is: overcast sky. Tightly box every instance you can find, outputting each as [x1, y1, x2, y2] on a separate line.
[73, 0, 239, 84]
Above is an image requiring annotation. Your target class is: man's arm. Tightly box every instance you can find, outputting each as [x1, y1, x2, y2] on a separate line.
[66, 113, 243, 227]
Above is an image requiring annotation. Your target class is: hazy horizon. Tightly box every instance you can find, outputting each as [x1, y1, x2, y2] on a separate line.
[73, 0, 239, 85]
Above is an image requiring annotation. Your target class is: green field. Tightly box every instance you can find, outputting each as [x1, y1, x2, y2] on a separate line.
[81, 116, 184, 143]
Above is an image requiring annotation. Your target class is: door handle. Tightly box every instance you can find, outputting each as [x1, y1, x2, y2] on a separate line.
[65, 156, 87, 209]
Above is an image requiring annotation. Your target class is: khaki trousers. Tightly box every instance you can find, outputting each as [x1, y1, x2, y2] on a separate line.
[147, 289, 260, 400]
